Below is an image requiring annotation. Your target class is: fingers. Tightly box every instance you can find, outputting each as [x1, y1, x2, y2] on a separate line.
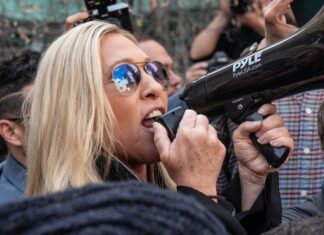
[65, 11, 90, 31]
[235, 104, 281, 139]
[263, 0, 293, 23]
[270, 136, 294, 156]
[234, 120, 262, 140]
[257, 126, 294, 155]
[255, 114, 284, 137]
[178, 110, 197, 129]
[195, 114, 210, 134]
[153, 122, 171, 160]
[256, 104, 283, 137]
[257, 126, 289, 144]
[177, 110, 210, 142]
[186, 62, 208, 84]
[190, 62, 208, 70]
[258, 103, 277, 116]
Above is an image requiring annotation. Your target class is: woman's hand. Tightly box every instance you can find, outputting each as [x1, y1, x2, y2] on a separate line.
[233, 104, 294, 210]
[153, 110, 226, 196]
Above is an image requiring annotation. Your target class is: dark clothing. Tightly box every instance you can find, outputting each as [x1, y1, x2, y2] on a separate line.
[282, 183, 324, 222]
[0, 180, 229, 235]
[0, 154, 26, 204]
[107, 159, 282, 235]
[191, 25, 263, 62]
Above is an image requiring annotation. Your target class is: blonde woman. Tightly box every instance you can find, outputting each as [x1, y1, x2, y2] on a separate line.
[26, 21, 292, 234]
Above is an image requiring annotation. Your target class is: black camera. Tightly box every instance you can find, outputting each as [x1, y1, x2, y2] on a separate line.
[206, 51, 232, 71]
[230, 0, 253, 15]
[84, 0, 133, 32]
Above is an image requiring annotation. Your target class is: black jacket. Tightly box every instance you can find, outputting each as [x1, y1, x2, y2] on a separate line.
[106, 160, 282, 235]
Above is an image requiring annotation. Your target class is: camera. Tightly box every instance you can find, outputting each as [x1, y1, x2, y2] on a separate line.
[206, 51, 232, 71]
[84, 0, 133, 32]
[230, 0, 253, 15]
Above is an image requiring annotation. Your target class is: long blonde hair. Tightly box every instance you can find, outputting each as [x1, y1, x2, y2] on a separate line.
[27, 21, 174, 196]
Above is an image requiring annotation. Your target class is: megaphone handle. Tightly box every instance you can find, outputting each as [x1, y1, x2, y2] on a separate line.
[246, 112, 290, 168]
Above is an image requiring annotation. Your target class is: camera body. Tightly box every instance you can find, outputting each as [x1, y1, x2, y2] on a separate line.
[84, 0, 133, 32]
[206, 51, 232, 71]
[230, 0, 253, 15]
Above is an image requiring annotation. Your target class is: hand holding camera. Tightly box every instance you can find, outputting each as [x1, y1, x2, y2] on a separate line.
[65, 0, 133, 32]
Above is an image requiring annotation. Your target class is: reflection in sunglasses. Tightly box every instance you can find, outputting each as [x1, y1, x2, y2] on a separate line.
[111, 61, 169, 96]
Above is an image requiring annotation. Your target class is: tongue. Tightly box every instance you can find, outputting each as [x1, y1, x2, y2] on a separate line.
[142, 118, 155, 128]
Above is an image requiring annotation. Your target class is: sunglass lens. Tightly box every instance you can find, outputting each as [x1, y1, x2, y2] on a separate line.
[145, 61, 169, 90]
[112, 64, 141, 95]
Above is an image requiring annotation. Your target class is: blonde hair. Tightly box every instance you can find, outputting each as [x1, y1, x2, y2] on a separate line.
[27, 21, 174, 196]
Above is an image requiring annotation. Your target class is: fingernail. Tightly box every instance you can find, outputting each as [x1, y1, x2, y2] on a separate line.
[258, 106, 267, 115]
[255, 131, 261, 138]
[257, 136, 266, 144]
[252, 120, 262, 125]
[270, 140, 280, 147]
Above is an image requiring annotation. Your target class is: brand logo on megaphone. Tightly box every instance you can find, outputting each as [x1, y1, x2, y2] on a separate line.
[232, 51, 263, 78]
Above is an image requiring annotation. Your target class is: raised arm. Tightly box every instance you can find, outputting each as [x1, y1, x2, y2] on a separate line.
[190, 0, 231, 60]
[257, 0, 298, 50]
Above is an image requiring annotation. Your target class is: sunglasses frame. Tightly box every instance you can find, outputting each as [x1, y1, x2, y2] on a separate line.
[109, 61, 169, 96]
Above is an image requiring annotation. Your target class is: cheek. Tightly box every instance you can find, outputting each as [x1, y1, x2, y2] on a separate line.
[105, 91, 139, 137]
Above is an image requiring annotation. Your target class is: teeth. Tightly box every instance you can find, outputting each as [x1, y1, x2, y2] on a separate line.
[146, 110, 162, 119]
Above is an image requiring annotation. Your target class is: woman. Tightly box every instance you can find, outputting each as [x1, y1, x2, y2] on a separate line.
[26, 21, 293, 234]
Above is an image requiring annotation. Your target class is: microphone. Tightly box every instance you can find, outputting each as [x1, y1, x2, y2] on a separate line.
[157, 5, 324, 168]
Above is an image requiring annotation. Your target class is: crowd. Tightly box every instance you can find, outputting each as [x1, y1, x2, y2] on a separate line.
[0, 0, 323, 234]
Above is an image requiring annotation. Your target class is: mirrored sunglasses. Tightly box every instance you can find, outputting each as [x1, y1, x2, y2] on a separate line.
[110, 61, 169, 95]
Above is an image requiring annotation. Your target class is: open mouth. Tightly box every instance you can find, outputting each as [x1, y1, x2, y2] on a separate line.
[142, 109, 163, 129]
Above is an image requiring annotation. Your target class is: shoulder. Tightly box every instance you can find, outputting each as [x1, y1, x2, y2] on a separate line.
[0, 160, 24, 205]
[0, 179, 24, 205]
[0, 160, 7, 179]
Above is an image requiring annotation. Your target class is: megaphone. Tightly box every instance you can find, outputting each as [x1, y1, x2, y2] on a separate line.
[157, 5, 324, 168]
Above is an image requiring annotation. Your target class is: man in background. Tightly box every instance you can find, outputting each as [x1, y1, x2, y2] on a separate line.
[138, 38, 182, 96]
[0, 50, 39, 204]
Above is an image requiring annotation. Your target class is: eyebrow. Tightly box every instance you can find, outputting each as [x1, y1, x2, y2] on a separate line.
[105, 57, 151, 77]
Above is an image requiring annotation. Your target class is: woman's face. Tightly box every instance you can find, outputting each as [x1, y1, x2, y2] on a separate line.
[101, 33, 168, 168]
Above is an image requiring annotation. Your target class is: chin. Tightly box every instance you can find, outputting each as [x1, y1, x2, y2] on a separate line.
[141, 146, 161, 164]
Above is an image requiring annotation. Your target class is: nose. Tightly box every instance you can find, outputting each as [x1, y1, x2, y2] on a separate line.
[140, 71, 166, 100]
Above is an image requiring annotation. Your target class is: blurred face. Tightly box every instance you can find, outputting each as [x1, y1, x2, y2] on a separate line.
[101, 33, 168, 172]
[139, 40, 181, 96]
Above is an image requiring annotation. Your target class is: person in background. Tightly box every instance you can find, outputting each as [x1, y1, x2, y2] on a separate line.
[199, 0, 324, 209]
[0, 51, 39, 204]
[245, 0, 324, 208]
[139, 37, 209, 88]
[190, 0, 264, 62]
[138, 38, 181, 96]
[280, 101, 324, 221]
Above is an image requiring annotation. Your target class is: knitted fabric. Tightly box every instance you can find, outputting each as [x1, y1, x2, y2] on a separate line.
[0, 180, 228, 235]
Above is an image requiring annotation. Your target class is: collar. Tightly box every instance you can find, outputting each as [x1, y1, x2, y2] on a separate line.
[3, 154, 26, 193]
[107, 159, 141, 182]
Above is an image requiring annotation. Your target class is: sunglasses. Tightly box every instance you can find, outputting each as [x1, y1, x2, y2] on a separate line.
[110, 61, 169, 95]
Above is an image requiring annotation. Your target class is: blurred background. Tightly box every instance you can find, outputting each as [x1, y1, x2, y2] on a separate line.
[0, 0, 218, 77]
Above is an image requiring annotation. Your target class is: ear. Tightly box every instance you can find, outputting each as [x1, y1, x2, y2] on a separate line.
[0, 120, 24, 147]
